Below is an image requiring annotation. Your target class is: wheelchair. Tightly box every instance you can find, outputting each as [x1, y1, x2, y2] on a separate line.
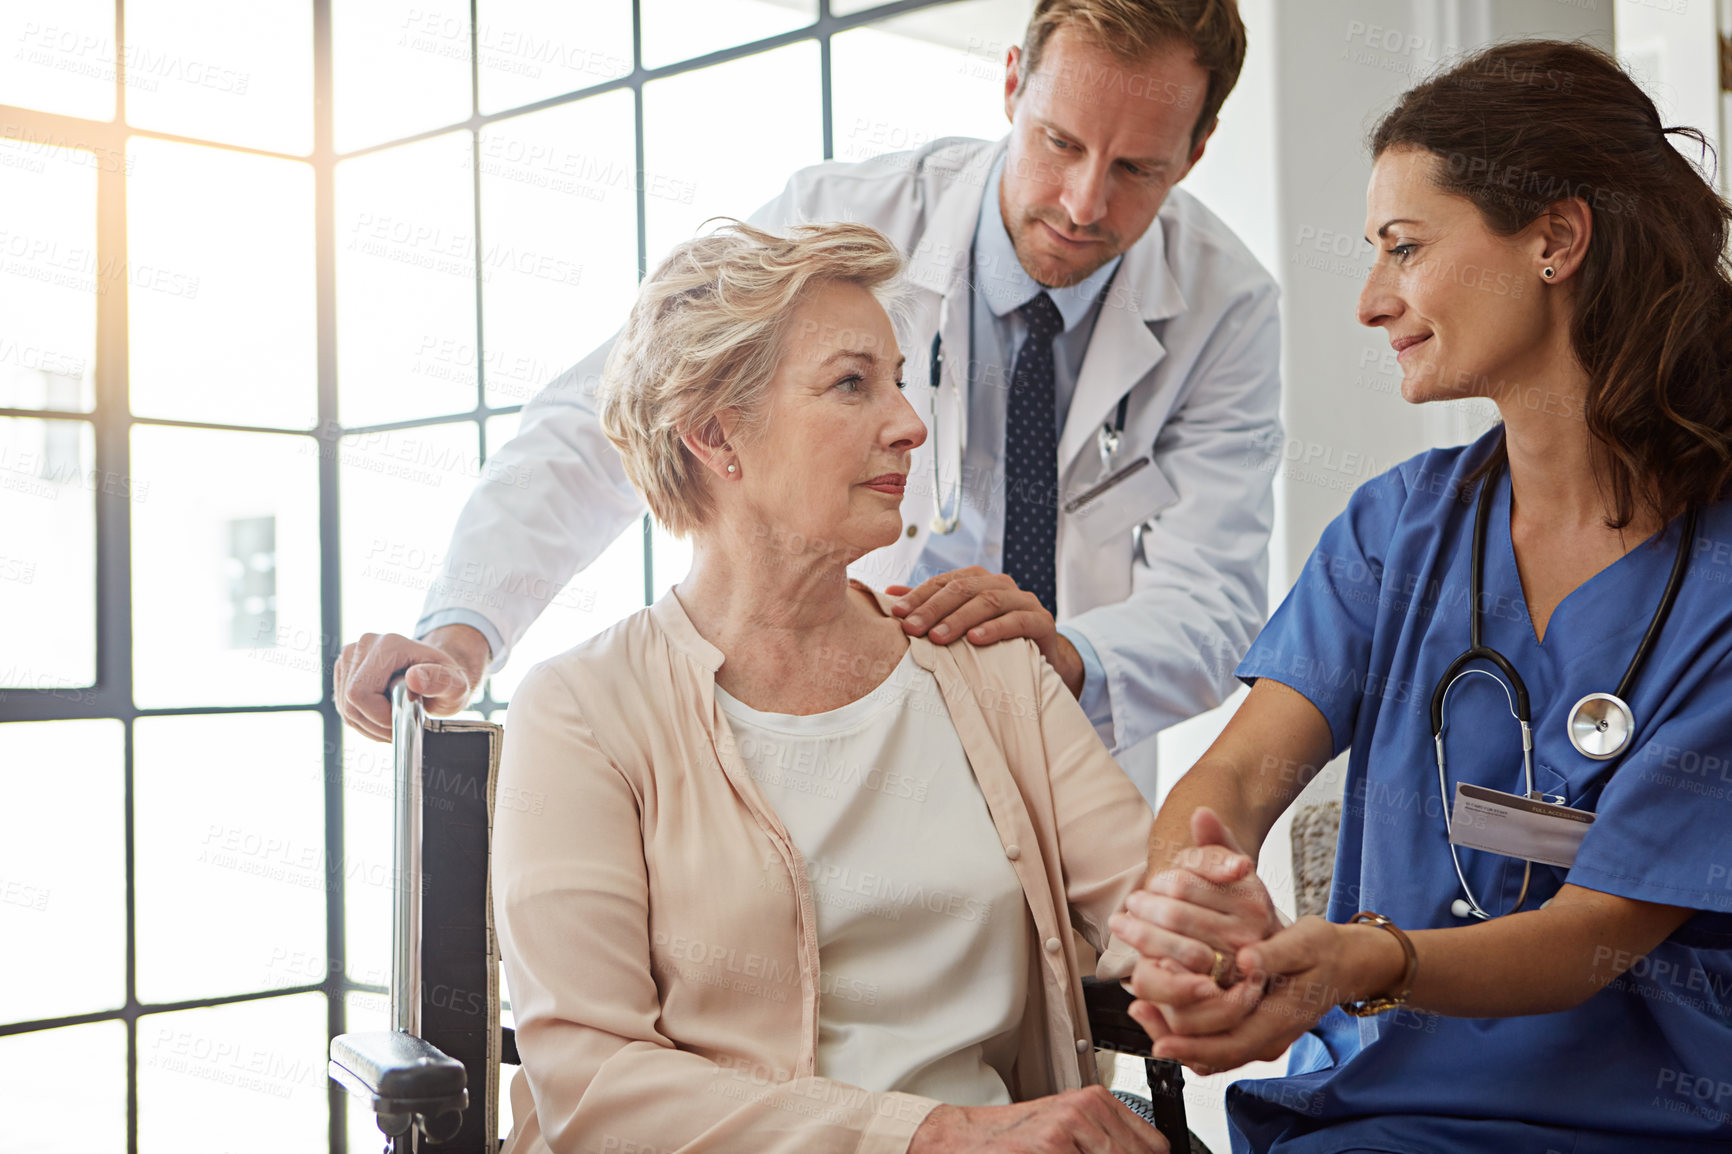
[328, 684, 1217, 1153]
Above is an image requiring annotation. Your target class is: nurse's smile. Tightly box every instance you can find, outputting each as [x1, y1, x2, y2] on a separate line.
[1355, 145, 1567, 410]
[1392, 333, 1431, 361]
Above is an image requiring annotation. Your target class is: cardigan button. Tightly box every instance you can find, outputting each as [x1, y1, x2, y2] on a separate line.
[1044, 937, 1062, 953]
[1075, 1038, 1091, 1054]
[1004, 844, 1021, 861]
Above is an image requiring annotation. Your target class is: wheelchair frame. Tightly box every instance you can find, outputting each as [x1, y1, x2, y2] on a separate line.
[327, 684, 1211, 1153]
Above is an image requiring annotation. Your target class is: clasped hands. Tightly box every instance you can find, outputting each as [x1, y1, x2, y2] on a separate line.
[1108, 808, 1351, 1076]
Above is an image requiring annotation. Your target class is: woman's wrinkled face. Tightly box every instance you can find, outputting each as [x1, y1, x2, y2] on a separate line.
[1357, 146, 1554, 406]
[727, 280, 926, 565]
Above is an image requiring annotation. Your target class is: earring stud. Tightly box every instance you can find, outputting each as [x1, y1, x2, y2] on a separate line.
[726, 463, 737, 473]
[1542, 267, 1556, 280]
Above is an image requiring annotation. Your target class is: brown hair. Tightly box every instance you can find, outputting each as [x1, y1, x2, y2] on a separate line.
[599, 220, 905, 537]
[1371, 39, 1732, 529]
[1020, 0, 1246, 149]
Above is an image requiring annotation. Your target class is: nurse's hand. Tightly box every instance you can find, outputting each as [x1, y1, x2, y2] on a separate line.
[1141, 916, 1388, 1074]
[886, 569, 1084, 697]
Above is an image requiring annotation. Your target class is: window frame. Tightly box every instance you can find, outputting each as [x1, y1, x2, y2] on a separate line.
[0, 0, 983, 1150]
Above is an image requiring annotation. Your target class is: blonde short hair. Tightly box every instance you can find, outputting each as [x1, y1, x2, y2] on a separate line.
[599, 220, 905, 537]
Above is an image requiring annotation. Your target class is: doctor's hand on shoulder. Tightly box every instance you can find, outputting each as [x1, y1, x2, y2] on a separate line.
[334, 624, 491, 742]
[887, 567, 1084, 698]
[909, 1086, 1168, 1153]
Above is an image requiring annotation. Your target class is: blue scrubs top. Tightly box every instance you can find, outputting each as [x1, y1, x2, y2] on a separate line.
[1230, 431, 1732, 1154]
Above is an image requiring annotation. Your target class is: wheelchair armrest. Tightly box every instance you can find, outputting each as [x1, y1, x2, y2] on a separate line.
[1082, 976, 1155, 1057]
[329, 1030, 468, 1116]
[1083, 979, 1205, 1152]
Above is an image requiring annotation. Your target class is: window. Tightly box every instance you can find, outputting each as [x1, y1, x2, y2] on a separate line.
[0, 0, 1032, 1148]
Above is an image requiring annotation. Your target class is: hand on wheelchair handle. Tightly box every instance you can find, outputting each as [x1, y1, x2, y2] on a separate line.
[334, 625, 489, 741]
[908, 1087, 1169, 1153]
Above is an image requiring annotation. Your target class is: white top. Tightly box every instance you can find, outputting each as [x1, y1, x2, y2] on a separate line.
[714, 650, 1032, 1106]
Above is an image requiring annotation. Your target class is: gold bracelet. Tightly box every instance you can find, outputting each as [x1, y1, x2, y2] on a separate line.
[1340, 911, 1417, 1017]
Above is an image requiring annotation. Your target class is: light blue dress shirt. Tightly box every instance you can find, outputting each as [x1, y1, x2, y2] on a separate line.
[913, 155, 1122, 731]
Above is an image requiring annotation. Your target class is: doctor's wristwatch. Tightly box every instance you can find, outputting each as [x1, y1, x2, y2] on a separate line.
[1340, 911, 1419, 1017]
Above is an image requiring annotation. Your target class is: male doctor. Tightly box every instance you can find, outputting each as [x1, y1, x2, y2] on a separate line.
[337, 0, 1279, 806]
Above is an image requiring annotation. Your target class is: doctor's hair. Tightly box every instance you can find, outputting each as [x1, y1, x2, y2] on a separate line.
[1019, 0, 1246, 150]
[598, 219, 907, 537]
[1371, 39, 1732, 530]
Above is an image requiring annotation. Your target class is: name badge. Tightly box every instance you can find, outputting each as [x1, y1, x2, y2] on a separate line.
[1448, 782, 1595, 869]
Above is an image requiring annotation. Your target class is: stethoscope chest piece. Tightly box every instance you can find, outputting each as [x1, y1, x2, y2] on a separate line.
[1432, 448, 1696, 920]
[1567, 692, 1634, 760]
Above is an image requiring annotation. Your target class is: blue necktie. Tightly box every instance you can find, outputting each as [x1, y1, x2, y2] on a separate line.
[1003, 292, 1062, 616]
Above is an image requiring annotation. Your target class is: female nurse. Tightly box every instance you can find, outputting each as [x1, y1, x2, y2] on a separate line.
[1105, 39, 1732, 1154]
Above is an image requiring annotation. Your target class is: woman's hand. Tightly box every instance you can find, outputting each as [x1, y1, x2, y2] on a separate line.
[1140, 810, 1286, 960]
[908, 1087, 1168, 1153]
[1109, 810, 1286, 1038]
[887, 568, 1084, 696]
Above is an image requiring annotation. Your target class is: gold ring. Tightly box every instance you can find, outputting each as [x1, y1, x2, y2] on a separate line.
[1209, 947, 1235, 989]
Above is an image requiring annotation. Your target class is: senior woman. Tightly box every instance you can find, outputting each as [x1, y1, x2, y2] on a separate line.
[1105, 41, 1732, 1153]
[491, 220, 1166, 1154]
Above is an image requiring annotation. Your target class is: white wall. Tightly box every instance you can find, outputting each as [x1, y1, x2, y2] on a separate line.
[1181, 0, 1281, 276]
[1615, 0, 1722, 188]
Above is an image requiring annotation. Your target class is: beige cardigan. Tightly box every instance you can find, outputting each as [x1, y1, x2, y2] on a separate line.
[493, 582, 1153, 1154]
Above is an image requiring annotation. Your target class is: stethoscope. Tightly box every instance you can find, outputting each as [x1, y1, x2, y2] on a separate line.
[928, 333, 962, 534]
[1430, 452, 1696, 920]
[926, 331, 1131, 535]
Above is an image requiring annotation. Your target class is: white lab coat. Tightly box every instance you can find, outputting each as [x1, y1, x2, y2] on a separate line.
[420, 136, 1281, 801]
